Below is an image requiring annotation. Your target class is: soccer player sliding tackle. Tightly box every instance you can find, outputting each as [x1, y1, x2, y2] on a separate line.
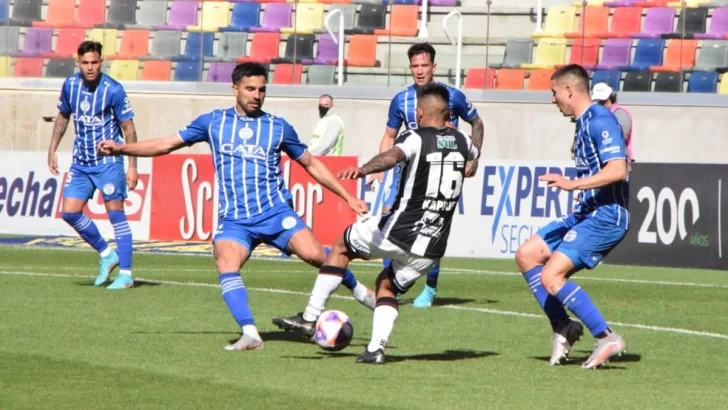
[514, 64, 628, 369]
[273, 83, 479, 364]
[98, 63, 374, 351]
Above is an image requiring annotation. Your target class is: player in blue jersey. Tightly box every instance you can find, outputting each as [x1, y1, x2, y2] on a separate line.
[98, 63, 375, 351]
[515, 64, 629, 369]
[47, 41, 138, 290]
[368, 43, 484, 308]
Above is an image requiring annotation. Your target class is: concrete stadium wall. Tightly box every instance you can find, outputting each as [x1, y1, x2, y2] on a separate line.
[1, 78, 726, 164]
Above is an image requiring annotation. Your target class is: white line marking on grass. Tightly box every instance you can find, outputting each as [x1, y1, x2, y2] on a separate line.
[2, 270, 727, 341]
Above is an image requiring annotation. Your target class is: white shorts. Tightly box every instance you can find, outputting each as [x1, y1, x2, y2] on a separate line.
[344, 216, 435, 293]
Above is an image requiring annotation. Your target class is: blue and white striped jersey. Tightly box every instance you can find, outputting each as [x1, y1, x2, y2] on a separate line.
[386, 82, 478, 131]
[572, 103, 630, 227]
[178, 108, 308, 221]
[57, 73, 134, 167]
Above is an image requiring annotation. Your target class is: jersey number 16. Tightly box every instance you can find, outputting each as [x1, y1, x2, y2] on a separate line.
[425, 152, 465, 200]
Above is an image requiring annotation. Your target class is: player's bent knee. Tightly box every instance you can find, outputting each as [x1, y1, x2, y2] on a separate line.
[515, 235, 550, 272]
[213, 240, 249, 272]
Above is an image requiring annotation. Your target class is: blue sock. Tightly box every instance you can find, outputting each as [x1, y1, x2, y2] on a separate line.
[324, 247, 357, 291]
[383, 258, 392, 269]
[108, 210, 132, 275]
[555, 280, 609, 337]
[425, 261, 440, 289]
[523, 266, 570, 328]
[61, 212, 109, 253]
[219, 272, 255, 327]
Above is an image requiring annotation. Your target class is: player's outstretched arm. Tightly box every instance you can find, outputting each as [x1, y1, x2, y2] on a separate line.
[98, 135, 186, 158]
[464, 114, 484, 177]
[296, 151, 368, 215]
[47, 111, 71, 176]
[339, 147, 406, 180]
[119, 119, 139, 189]
[365, 127, 399, 185]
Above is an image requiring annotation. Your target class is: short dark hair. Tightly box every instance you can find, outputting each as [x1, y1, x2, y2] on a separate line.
[417, 82, 449, 102]
[551, 64, 590, 92]
[407, 43, 436, 64]
[77, 41, 103, 58]
[232, 62, 268, 85]
[319, 94, 333, 101]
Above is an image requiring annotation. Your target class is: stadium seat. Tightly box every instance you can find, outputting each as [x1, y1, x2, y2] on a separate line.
[110, 30, 150, 60]
[306, 65, 336, 85]
[141, 60, 172, 81]
[634, 0, 670, 6]
[491, 38, 534, 69]
[0, 0, 7, 23]
[249, 4, 292, 33]
[532, 6, 577, 39]
[650, 39, 697, 71]
[281, 3, 324, 34]
[319, 0, 352, 4]
[653, 71, 683, 91]
[374, 5, 419, 37]
[156, 1, 199, 31]
[187, 2, 231, 32]
[717, 73, 728, 93]
[146, 31, 182, 60]
[526, 69, 555, 90]
[349, 4, 387, 34]
[593, 7, 642, 38]
[307, 34, 339, 65]
[173, 33, 215, 61]
[622, 71, 653, 91]
[208, 32, 248, 62]
[687, 70, 718, 91]
[316, 4, 356, 33]
[31, 0, 75, 27]
[129, 1, 167, 29]
[429, 0, 458, 5]
[592, 69, 622, 90]
[631, 8, 675, 38]
[594, 39, 633, 70]
[0, 57, 11, 77]
[104, 0, 138, 29]
[521, 38, 568, 69]
[9, 0, 42, 26]
[174, 61, 203, 82]
[237, 33, 281, 64]
[621, 39, 665, 71]
[693, 40, 728, 71]
[558, 37, 600, 69]
[0, 27, 21, 55]
[572, 0, 607, 6]
[272, 63, 303, 84]
[604, 0, 640, 7]
[344, 35, 378, 67]
[668, 0, 711, 8]
[109, 59, 139, 81]
[219, 3, 261, 32]
[14, 57, 43, 76]
[43, 28, 85, 58]
[12, 28, 52, 57]
[695, 7, 728, 39]
[662, 7, 708, 38]
[272, 34, 315, 64]
[464, 68, 496, 89]
[564, 6, 609, 38]
[207, 62, 235, 82]
[495, 69, 525, 90]
[87, 29, 118, 57]
[64, 0, 106, 28]
[46, 58, 75, 77]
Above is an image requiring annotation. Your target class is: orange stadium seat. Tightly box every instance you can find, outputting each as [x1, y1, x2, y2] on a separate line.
[495, 69, 525, 90]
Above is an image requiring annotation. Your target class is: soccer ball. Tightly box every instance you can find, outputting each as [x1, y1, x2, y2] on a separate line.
[314, 310, 354, 352]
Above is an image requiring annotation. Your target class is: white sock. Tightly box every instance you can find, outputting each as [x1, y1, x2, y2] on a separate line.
[119, 269, 132, 277]
[99, 247, 111, 258]
[242, 325, 261, 340]
[351, 282, 370, 302]
[367, 305, 398, 353]
[303, 273, 344, 322]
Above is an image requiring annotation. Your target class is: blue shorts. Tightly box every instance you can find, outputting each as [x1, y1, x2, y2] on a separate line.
[537, 209, 627, 270]
[213, 204, 308, 254]
[382, 165, 401, 208]
[63, 162, 127, 202]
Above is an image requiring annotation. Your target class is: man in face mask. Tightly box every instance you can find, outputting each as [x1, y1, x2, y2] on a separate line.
[308, 94, 345, 156]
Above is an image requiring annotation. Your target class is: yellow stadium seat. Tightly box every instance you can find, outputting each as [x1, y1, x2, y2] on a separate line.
[572, 0, 606, 7]
[668, 0, 712, 8]
[281, 3, 324, 35]
[109, 60, 139, 81]
[532, 6, 576, 39]
[718, 73, 728, 94]
[0, 56, 11, 77]
[187, 2, 231, 32]
[87, 29, 118, 56]
[521, 38, 568, 69]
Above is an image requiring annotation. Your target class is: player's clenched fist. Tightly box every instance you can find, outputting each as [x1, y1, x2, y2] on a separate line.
[338, 167, 367, 180]
[346, 197, 369, 216]
[97, 140, 122, 156]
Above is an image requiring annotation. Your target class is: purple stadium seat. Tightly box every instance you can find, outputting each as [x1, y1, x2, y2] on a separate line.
[603, 0, 638, 6]
[595, 39, 633, 70]
[12, 27, 52, 56]
[155, 1, 198, 31]
[631, 8, 675, 39]
[428, 0, 457, 5]
[207, 62, 236, 82]
[695, 8, 728, 40]
[249, 3, 292, 33]
[305, 34, 338, 65]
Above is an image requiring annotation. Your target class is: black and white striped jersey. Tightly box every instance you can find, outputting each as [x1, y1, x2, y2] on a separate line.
[378, 126, 479, 258]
